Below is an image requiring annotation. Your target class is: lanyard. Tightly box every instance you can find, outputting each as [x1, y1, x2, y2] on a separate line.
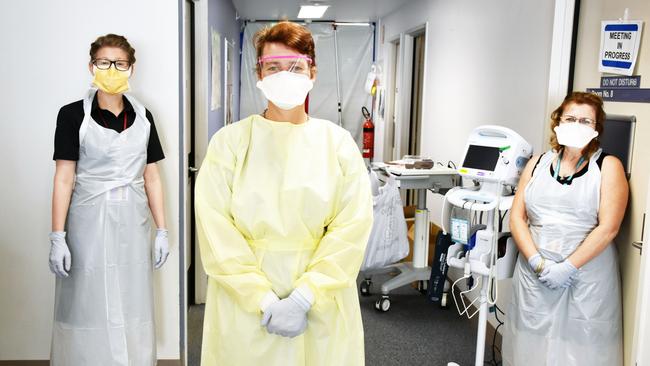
[553, 152, 585, 183]
[99, 111, 128, 131]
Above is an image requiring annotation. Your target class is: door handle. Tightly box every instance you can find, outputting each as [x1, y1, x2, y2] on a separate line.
[632, 241, 643, 255]
[189, 166, 199, 173]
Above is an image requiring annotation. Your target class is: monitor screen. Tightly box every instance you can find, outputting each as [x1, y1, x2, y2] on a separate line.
[600, 115, 634, 175]
[462, 145, 500, 171]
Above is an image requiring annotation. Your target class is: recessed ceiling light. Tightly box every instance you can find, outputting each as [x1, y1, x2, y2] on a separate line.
[298, 5, 329, 19]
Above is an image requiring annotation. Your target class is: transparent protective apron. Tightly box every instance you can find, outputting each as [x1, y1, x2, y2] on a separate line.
[502, 149, 622, 366]
[51, 88, 155, 366]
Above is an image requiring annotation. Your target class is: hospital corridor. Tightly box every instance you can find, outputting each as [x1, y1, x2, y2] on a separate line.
[2, 0, 650, 365]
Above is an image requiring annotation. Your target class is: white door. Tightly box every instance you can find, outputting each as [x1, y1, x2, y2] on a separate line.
[393, 34, 414, 162]
[633, 177, 650, 365]
[383, 40, 399, 161]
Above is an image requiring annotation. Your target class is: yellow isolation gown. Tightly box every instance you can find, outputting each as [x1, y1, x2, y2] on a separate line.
[195, 114, 373, 366]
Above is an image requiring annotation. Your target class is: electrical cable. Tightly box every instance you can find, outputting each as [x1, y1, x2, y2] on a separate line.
[498, 210, 508, 233]
[491, 322, 503, 365]
[488, 273, 505, 366]
[486, 180, 503, 307]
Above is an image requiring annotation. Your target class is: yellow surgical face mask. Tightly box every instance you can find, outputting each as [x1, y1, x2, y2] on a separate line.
[92, 66, 131, 94]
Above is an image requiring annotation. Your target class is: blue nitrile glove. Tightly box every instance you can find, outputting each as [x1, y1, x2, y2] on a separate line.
[154, 228, 170, 269]
[49, 231, 72, 278]
[261, 288, 312, 338]
[539, 260, 578, 289]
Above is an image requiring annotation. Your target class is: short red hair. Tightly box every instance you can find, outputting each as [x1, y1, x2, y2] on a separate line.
[253, 22, 316, 76]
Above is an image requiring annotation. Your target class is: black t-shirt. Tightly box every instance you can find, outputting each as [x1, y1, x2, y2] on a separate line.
[53, 92, 165, 164]
[531, 152, 608, 185]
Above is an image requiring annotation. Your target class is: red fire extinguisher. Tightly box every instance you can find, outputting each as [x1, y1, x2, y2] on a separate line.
[362, 106, 374, 160]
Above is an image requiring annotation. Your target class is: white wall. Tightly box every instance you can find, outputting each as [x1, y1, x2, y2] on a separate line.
[208, 0, 242, 136]
[0, 0, 180, 360]
[378, 0, 556, 330]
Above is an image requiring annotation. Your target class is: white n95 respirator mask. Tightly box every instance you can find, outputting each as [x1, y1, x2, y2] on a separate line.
[256, 71, 314, 110]
[554, 123, 599, 148]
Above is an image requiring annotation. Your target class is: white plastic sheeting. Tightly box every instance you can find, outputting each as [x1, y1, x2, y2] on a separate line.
[240, 22, 374, 147]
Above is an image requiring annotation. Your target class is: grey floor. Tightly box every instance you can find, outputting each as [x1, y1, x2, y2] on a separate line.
[188, 274, 489, 366]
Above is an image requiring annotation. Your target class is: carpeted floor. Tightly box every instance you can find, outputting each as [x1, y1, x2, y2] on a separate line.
[188, 274, 490, 366]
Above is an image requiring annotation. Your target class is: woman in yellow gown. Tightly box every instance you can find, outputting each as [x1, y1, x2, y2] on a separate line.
[195, 21, 373, 365]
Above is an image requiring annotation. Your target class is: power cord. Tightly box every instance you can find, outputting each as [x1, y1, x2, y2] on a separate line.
[487, 279, 505, 366]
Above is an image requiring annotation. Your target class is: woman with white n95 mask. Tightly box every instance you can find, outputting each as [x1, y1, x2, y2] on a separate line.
[195, 21, 373, 366]
[49, 34, 168, 365]
[502, 92, 628, 366]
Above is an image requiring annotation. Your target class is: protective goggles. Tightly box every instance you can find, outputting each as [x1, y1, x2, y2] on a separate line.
[258, 55, 313, 75]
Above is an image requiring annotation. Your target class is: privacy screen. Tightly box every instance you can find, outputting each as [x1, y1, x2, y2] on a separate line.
[601, 117, 634, 175]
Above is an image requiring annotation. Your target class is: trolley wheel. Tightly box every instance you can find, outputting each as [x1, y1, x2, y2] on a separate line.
[440, 292, 449, 309]
[375, 296, 391, 312]
[359, 280, 372, 297]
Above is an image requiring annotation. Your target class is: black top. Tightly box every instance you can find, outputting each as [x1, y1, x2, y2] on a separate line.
[53, 92, 165, 164]
[531, 152, 608, 185]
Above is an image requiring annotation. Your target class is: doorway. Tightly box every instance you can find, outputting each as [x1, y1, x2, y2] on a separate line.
[408, 32, 425, 159]
[387, 26, 427, 205]
[405, 31, 425, 206]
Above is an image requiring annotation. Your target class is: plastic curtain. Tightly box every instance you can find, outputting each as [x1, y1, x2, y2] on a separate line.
[239, 22, 374, 147]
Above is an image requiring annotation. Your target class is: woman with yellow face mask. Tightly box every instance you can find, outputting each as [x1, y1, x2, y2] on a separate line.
[49, 34, 168, 365]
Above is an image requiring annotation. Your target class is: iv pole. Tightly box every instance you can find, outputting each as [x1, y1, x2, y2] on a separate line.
[333, 24, 343, 126]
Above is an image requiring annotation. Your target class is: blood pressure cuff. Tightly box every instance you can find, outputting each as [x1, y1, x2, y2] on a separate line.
[427, 232, 454, 303]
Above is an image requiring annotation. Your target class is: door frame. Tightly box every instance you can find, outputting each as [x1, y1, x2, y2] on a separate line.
[181, 0, 208, 364]
[191, 0, 210, 305]
[543, 0, 578, 147]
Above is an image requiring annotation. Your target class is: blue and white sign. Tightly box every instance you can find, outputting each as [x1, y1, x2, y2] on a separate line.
[599, 21, 643, 76]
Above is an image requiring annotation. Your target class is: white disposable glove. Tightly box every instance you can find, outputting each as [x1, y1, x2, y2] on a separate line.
[49, 231, 72, 278]
[539, 260, 578, 289]
[261, 288, 312, 338]
[527, 253, 557, 276]
[154, 228, 170, 269]
[260, 291, 280, 313]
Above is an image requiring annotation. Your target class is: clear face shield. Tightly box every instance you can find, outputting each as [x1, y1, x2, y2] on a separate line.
[258, 55, 313, 77]
[256, 54, 315, 110]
